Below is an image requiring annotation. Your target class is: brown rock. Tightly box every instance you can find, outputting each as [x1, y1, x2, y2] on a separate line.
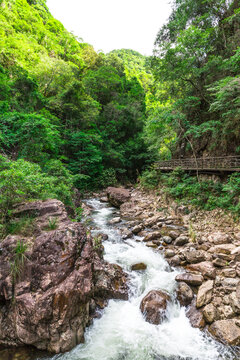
[229, 292, 240, 314]
[213, 258, 227, 267]
[131, 263, 147, 271]
[209, 320, 240, 345]
[196, 280, 214, 308]
[132, 225, 143, 234]
[168, 255, 181, 266]
[203, 303, 216, 323]
[184, 248, 206, 264]
[146, 242, 158, 249]
[106, 187, 131, 208]
[209, 244, 236, 255]
[208, 232, 231, 245]
[140, 290, 171, 325]
[164, 249, 175, 258]
[217, 305, 234, 319]
[169, 231, 180, 240]
[144, 216, 162, 227]
[176, 282, 193, 306]
[186, 300, 205, 329]
[175, 273, 204, 286]
[143, 231, 162, 242]
[187, 261, 216, 279]
[221, 268, 236, 278]
[0, 200, 128, 354]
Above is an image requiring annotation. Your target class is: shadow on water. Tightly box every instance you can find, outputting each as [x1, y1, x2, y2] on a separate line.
[0, 346, 50, 360]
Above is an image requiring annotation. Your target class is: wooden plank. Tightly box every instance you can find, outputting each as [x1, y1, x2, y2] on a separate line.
[156, 156, 240, 172]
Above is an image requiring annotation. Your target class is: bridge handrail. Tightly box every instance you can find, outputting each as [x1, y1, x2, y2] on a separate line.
[155, 156, 240, 170]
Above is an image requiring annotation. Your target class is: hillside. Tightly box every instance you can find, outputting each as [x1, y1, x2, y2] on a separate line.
[0, 0, 154, 235]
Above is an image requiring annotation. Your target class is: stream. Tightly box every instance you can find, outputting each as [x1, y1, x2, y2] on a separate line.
[1, 198, 237, 360]
[42, 198, 235, 360]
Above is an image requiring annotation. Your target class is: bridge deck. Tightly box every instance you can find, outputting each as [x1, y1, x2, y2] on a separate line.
[155, 156, 240, 172]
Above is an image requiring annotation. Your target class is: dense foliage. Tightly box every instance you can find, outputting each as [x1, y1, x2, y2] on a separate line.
[139, 0, 240, 216]
[140, 168, 240, 216]
[149, 0, 240, 158]
[1, 0, 239, 226]
[0, 0, 152, 227]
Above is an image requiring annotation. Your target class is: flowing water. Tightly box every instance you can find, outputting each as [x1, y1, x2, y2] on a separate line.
[39, 199, 236, 360]
[2, 199, 237, 360]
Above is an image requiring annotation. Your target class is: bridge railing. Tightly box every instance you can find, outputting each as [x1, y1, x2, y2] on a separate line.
[155, 156, 240, 171]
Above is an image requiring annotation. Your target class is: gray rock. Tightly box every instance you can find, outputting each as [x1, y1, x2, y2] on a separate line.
[174, 235, 189, 246]
[162, 236, 172, 244]
[132, 225, 143, 234]
[164, 249, 175, 258]
[169, 230, 180, 240]
[208, 232, 231, 245]
[109, 217, 121, 225]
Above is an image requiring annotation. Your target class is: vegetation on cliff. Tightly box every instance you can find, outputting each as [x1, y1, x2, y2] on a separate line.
[0, 0, 154, 230]
[0, 0, 240, 228]
[150, 0, 240, 159]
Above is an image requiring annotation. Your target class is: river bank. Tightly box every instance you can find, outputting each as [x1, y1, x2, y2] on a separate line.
[104, 186, 240, 346]
[1, 187, 240, 359]
[41, 194, 236, 360]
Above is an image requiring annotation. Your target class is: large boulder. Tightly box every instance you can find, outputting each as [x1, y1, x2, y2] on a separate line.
[106, 187, 131, 208]
[0, 200, 128, 353]
[209, 320, 240, 346]
[140, 290, 171, 325]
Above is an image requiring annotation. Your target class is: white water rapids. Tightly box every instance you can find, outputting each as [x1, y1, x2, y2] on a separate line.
[42, 199, 235, 360]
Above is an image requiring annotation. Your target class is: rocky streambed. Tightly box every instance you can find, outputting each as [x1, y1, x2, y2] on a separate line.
[1, 187, 240, 359]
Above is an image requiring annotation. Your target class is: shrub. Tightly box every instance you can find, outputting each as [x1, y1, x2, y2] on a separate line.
[10, 239, 28, 290]
[0, 157, 73, 225]
[139, 166, 240, 216]
[139, 168, 160, 189]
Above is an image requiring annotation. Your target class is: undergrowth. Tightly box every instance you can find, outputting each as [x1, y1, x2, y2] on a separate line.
[139, 167, 240, 216]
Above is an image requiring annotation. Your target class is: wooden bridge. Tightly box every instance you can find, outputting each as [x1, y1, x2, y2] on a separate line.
[155, 156, 240, 172]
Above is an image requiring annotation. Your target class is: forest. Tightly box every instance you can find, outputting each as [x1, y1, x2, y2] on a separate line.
[0, 0, 240, 234]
